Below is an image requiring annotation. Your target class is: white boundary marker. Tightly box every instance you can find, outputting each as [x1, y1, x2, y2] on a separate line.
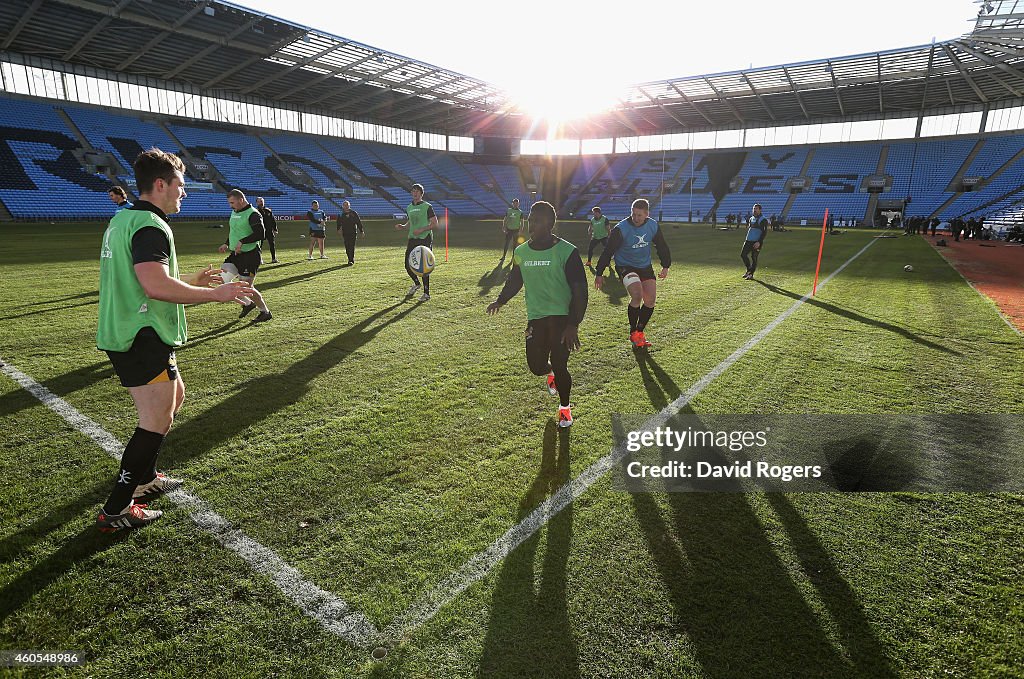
[380, 237, 880, 645]
[1, 235, 884, 650]
[0, 362, 377, 647]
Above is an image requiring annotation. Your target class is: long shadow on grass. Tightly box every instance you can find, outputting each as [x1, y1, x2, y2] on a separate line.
[254, 263, 348, 293]
[0, 297, 98, 322]
[755, 280, 959, 355]
[0, 481, 110, 565]
[159, 299, 422, 469]
[0, 524, 131, 625]
[630, 353, 897, 677]
[0, 360, 114, 418]
[477, 262, 508, 298]
[478, 420, 579, 678]
[763, 493, 900, 677]
[178, 317, 251, 352]
[11, 290, 98, 309]
[259, 260, 302, 270]
[594, 269, 627, 307]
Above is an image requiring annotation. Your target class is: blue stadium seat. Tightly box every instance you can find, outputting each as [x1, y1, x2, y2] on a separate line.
[4, 94, 1024, 225]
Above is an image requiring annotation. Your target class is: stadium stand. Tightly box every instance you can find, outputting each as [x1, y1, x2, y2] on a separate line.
[166, 122, 326, 216]
[717, 148, 810, 219]
[785, 143, 879, 222]
[887, 138, 976, 218]
[260, 132, 401, 216]
[656, 152, 718, 223]
[941, 135, 1024, 220]
[5, 93, 1024, 226]
[0, 97, 112, 218]
[567, 155, 645, 219]
[461, 161, 529, 207]
[0, 95, 534, 221]
[562, 136, 1024, 226]
[64, 106, 178, 181]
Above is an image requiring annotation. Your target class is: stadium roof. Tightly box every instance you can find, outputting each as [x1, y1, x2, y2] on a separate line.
[0, 0, 512, 133]
[3, 0, 1024, 138]
[608, 0, 1024, 136]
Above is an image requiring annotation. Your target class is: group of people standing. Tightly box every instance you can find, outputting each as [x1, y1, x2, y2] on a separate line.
[903, 215, 941, 237]
[946, 215, 987, 241]
[488, 198, 768, 432]
[303, 199, 366, 264]
[94, 145, 774, 532]
[489, 197, 670, 427]
[94, 149, 434, 531]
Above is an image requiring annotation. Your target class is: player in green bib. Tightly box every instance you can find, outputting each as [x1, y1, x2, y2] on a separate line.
[586, 206, 610, 267]
[96, 148, 251, 532]
[394, 183, 438, 301]
[487, 201, 588, 427]
[218, 188, 272, 323]
[500, 198, 525, 260]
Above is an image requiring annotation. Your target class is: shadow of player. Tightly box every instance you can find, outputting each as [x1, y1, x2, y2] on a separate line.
[478, 420, 580, 678]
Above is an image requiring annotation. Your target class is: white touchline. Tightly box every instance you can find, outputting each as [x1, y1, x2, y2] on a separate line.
[379, 237, 880, 645]
[0, 236, 881, 650]
[0, 362, 377, 647]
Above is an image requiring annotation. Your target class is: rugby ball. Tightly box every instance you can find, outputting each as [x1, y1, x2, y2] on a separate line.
[408, 245, 435, 276]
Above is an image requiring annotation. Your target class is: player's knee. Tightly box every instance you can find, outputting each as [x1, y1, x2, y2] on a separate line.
[527, 356, 549, 376]
[141, 410, 174, 434]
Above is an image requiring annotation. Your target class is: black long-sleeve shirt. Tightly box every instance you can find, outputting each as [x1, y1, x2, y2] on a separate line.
[496, 242, 588, 326]
[594, 225, 671, 276]
[258, 206, 277, 234]
[337, 209, 365, 235]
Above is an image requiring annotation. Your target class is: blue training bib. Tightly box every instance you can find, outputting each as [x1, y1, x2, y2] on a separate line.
[613, 217, 660, 268]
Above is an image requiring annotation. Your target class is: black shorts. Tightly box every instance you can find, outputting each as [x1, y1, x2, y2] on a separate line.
[224, 248, 262, 278]
[406, 237, 433, 270]
[617, 265, 656, 282]
[310, 229, 326, 239]
[504, 229, 519, 239]
[406, 236, 433, 255]
[526, 315, 569, 370]
[106, 327, 179, 388]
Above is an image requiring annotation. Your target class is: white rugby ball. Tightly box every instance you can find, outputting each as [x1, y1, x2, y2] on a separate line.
[408, 245, 435, 275]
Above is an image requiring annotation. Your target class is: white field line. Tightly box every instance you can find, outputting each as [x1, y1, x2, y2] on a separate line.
[0, 236, 880, 650]
[379, 237, 879, 645]
[0, 361, 377, 647]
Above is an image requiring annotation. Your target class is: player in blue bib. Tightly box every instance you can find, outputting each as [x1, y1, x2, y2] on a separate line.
[108, 186, 133, 213]
[742, 203, 769, 280]
[594, 198, 671, 348]
[306, 200, 328, 260]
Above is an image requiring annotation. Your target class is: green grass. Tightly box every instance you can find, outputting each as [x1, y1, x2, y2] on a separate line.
[1, 218, 1022, 677]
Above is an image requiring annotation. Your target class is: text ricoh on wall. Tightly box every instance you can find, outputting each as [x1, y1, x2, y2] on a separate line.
[624, 426, 823, 482]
